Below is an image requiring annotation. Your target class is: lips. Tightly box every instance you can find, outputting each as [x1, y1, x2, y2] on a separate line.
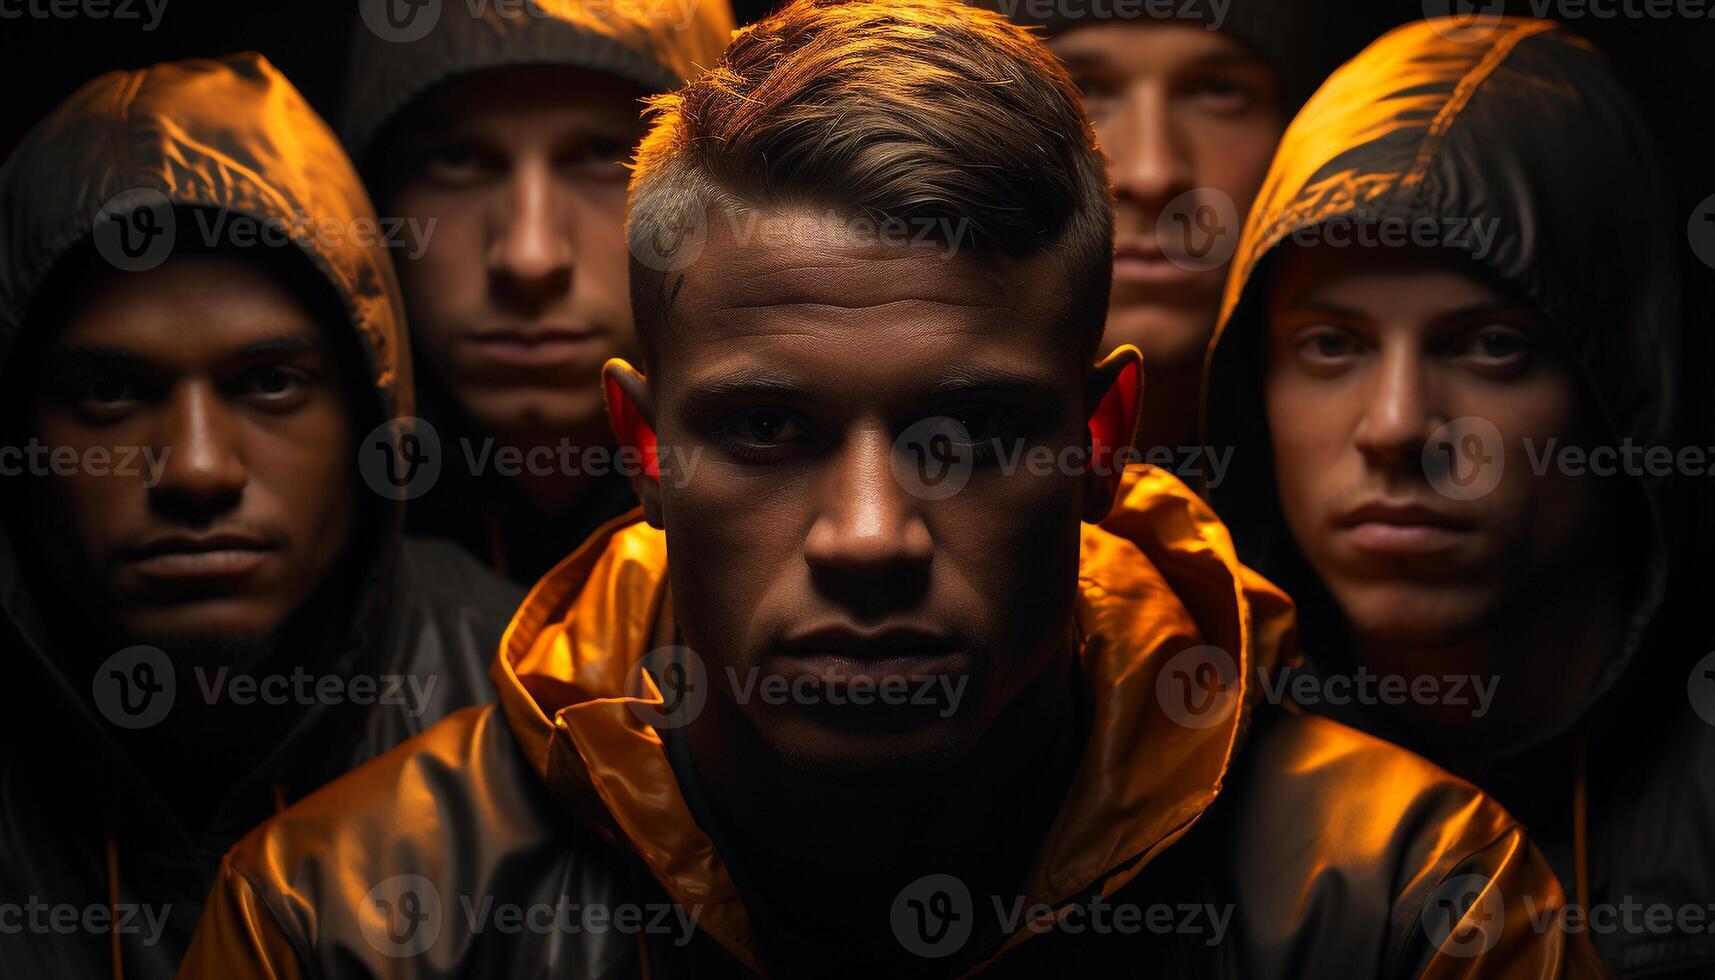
[774, 624, 968, 685]
[120, 532, 276, 582]
[1334, 501, 1475, 555]
[464, 324, 604, 368]
[1110, 242, 1212, 303]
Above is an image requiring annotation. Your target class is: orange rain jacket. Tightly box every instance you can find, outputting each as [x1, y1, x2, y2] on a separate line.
[181, 467, 1600, 977]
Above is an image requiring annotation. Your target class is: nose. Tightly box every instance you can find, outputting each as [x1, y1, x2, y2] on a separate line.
[148, 383, 247, 520]
[1108, 84, 1194, 215]
[1352, 343, 1443, 468]
[487, 157, 574, 313]
[804, 425, 934, 580]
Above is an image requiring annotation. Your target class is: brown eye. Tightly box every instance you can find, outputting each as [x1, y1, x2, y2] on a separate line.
[1464, 328, 1530, 362]
[743, 409, 801, 444]
[1297, 326, 1360, 363]
[1186, 73, 1255, 114]
[85, 377, 134, 405]
[240, 367, 313, 410]
[419, 141, 499, 186]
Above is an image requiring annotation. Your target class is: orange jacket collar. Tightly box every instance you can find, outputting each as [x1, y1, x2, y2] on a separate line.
[491, 465, 1294, 970]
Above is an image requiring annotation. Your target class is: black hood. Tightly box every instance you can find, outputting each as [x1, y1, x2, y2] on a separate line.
[1202, 18, 1687, 756]
[970, 0, 1393, 111]
[339, 0, 736, 168]
[0, 53, 414, 840]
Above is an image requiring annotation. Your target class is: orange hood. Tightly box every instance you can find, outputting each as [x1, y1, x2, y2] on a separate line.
[489, 465, 1293, 970]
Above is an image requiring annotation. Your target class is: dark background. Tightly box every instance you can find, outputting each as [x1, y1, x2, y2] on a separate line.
[3, 0, 1712, 296]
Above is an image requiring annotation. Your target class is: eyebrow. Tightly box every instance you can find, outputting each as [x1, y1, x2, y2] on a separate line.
[45, 344, 144, 371]
[682, 369, 812, 404]
[1278, 299, 1533, 325]
[679, 363, 1067, 415]
[928, 365, 1065, 404]
[46, 334, 325, 372]
[1057, 48, 1268, 74]
[228, 335, 326, 360]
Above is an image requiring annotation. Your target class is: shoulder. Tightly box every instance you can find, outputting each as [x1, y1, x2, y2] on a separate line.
[1213, 711, 1587, 978]
[222, 705, 553, 942]
[189, 706, 638, 975]
[1233, 710, 1513, 851]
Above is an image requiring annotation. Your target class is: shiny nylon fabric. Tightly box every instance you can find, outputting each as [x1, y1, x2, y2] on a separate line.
[183, 467, 1596, 976]
[480, 465, 1282, 968]
[494, 465, 1286, 970]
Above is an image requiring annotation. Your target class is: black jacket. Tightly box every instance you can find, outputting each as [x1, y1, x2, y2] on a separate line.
[0, 54, 523, 978]
[1203, 19, 1710, 976]
[339, 0, 736, 587]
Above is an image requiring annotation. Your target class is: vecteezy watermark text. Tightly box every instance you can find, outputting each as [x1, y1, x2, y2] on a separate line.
[0, 441, 171, 487]
[0, 0, 166, 29]
[0, 898, 171, 946]
[890, 873, 1232, 960]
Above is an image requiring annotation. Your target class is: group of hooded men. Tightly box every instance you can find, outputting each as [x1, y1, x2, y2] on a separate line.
[0, 0, 1708, 976]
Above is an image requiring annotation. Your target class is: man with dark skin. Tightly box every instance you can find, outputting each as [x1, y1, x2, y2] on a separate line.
[1204, 18, 1712, 975]
[183, 4, 1596, 977]
[0, 55, 520, 976]
[341, 0, 734, 583]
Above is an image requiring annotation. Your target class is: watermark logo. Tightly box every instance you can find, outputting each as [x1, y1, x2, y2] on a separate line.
[1421, 874, 1505, 958]
[93, 189, 175, 272]
[1159, 188, 1240, 273]
[890, 875, 1234, 958]
[1688, 651, 1715, 727]
[1155, 645, 1239, 729]
[360, 0, 441, 41]
[94, 648, 440, 729]
[1689, 193, 1715, 271]
[892, 416, 976, 501]
[630, 195, 710, 273]
[1422, 0, 1507, 40]
[91, 645, 175, 730]
[1424, 416, 1504, 501]
[361, 874, 443, 957]
[359, 416, 443, 501]
[626, 645, 709, 730]
[892, 874, 974, 959]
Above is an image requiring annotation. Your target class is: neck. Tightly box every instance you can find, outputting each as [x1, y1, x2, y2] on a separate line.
[686, 650, 1080, 973]
[1132, 359, 1202, 457]
[95, 556, 365, 840]
[491, 421, 612, 517]
[1350, 555, 1631, 786]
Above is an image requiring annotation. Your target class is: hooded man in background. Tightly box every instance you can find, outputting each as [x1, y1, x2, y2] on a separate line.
[0, 54, 521, 976]
[185, 3, 1596, 976]
[341, 0, 735, 585]
[1204, 17, 1711, 976]
[978, 0, 1393, 467]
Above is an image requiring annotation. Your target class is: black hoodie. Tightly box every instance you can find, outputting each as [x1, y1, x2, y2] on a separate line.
[338, 0, 736, 587]
[0, 54, 522, 978]
[1203, 18, 1710, 976]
